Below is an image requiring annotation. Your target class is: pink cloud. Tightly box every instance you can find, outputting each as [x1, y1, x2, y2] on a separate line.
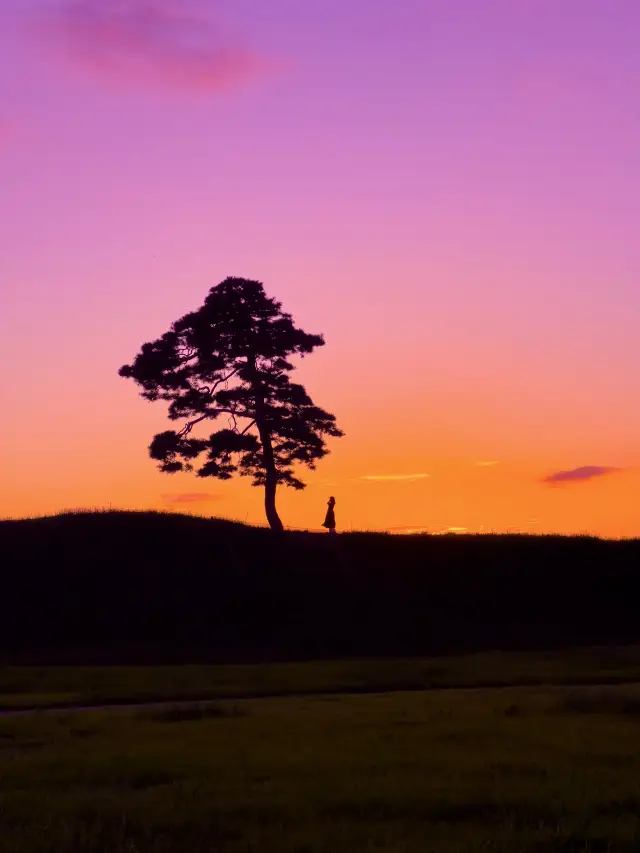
[161, 492, 223, 504]
[31, 0, 271, 93]
[542, 466, 622, 487]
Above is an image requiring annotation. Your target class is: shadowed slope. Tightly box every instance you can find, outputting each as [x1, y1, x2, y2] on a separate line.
[1, 511, 639, 663]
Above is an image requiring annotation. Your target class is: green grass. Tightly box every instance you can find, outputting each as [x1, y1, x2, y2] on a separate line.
[3, 684, 640, 851]
[5, 646, 640, 711]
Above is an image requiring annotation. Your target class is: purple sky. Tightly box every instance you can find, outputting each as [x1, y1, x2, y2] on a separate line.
[2, 0, 640, 535]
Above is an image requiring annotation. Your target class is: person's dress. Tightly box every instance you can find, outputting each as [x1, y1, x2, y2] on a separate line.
[322, 506, 336, 530]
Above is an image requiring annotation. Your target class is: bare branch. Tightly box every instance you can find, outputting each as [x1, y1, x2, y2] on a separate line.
[196, 367, 240, 399]
[178, 407, 252, 438]
[178, 413, 211, 438]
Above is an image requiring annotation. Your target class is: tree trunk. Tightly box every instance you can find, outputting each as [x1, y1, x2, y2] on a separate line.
[249, 356, 284, 532]
[258, 424, 284, 532]
[264, 467, 283, 532]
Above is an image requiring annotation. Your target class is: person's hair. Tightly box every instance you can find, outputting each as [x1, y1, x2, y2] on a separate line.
[329, 496, 335, 502]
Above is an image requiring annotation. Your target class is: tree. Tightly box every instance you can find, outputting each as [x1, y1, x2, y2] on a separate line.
[119, 277, 344, 531]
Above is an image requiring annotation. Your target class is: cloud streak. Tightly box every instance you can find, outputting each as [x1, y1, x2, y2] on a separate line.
[383, 526, 430, 535]
[161, 492, 222, 504]
[542, 466, 621, 487]
[361, 473, 430, 483]
[32, 0, 269, 93]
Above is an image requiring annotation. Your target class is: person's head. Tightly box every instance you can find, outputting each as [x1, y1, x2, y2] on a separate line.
[328, 496, 336, 506]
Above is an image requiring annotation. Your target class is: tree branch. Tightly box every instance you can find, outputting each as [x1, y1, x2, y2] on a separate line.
[178, 413, 211, 438]
[178, 407, 252, 438]
[177, 346, 198, 362]
[197, 368, 240, 398]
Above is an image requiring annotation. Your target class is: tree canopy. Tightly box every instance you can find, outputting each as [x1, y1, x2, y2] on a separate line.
[119, 277, 343, 530]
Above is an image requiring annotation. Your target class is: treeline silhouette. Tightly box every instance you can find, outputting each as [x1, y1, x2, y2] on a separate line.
[1, 511, 639, 664]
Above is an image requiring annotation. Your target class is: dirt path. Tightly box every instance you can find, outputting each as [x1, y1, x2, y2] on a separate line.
[2, 675, 640, 718]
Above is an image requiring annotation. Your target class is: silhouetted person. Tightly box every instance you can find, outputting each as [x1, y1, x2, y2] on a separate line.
[322, 496, 337, 535]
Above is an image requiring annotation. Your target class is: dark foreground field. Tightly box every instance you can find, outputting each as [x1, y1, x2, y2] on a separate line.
[4, 681, 640, 852]
[2, 510, 640, 663]
[4, 512, 640, 850]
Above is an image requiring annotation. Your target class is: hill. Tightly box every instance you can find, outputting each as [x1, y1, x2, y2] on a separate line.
[1, 511, 639, 664]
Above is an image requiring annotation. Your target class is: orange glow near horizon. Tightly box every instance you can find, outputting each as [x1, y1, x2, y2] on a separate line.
[3, 372, 639, 538]
[3, 305, 639, 536]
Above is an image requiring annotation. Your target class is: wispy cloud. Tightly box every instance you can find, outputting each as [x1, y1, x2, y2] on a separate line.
[476, 460, 500, 467]
[361, 473, 430, 483]
[31, 0, 271, 93]
[161, 492, 222, 504]
[542, 466, 622, 487]
[386, 526, 430, 535]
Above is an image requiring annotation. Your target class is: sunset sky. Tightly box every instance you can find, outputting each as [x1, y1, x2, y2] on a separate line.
[2, 0, 639, 536]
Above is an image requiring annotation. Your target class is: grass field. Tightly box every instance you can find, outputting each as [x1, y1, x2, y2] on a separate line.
[3, 682, 640, 852]
[4, 647, 640, 711]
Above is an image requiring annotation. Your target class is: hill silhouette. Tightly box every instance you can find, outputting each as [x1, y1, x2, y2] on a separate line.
[1, 511, 639, 664]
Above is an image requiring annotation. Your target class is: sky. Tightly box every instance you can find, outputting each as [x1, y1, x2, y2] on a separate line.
[2, 0, 639, 537]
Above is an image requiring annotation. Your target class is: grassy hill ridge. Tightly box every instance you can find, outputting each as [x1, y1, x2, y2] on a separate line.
[1, 510, 639, 664]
